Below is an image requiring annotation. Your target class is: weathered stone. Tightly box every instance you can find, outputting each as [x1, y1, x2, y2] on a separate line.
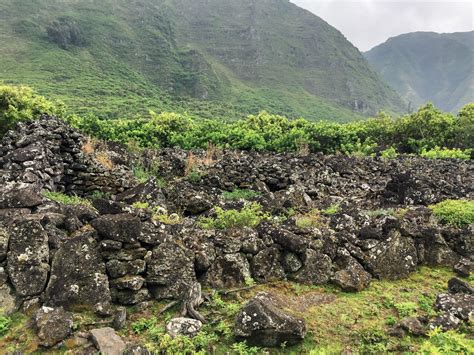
[0, 225, 9, 262]
[166, 317, 203, 338]
[448, 277, 474, 295]
[91, 214, 141, 242]
[332, 256, 372, 292]
[35, 306, 74, 347]
[282, 252, 303, 273]
[270, 228, 307, 254]
[7, 219, 49, 296]
[204, 253, 251, 288]
[290, 249, 333, 284]
[251, 246, 285, 282]
[111, 288, 151, 305]
[454, 258, 472, 278]
[110, 276, 145, 291]
[90, 327, 126, 355]
[365, 230, 417, 280]
[139, 222, 168, 246]
[429, 312, 462, 331]
[435, 293, 474, 321]
[0, 283, 18, 315]
[146, 242, 196, 299]
[106, 259, 146, 279]
[113, 307, 127, 330]
[399, 317, 426, 336]
[235, 292, 306, 347]
[44, 233, 111, 309]
[0, 182, 43, 208]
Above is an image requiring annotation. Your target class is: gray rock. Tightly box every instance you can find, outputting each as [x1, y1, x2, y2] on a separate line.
[332, 253, 372, 292]
[0, 225, 9, 262]
[204, 253, 251, 288]
[91, 214, 141, 242]
[448, 277, 474, 295]
[106, 259, 146, 279]
[365, 230, 417, 280]
[454, 258, 472, 278]
[35, 306, 73, 347]
[270, 228, 307, 254]
[113, 307, 127, 330]
[290, 249, 333, 284]
[111, 288, 151, 306]
[435, 293, 474, 321]
[166, 317, 203, 338]
[110, 276, 145, 291]
[44, 233, 111, 309]
[251, 246, 286, 282]
[7, 219, 49, 296]
[0, 283, 18, 315]
[399, 317, 426, 336]
[146, 242, 196, 299]
[0, 182, 43, 208]
[90, 327, 126, 355]
[235, 292, 306, 347]
[429, 312, 462, 331]
[282, 252, 303, 273]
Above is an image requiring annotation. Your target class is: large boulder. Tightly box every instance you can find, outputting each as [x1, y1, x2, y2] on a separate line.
[235, 292, 306, 347]
[34, 306, 74, 347]
[251, 246, 286, 282]
[435, 293, 474, 321]
[0, 182, 43, 209]
[289, 249, 333, 284]
[7, 219, 49, 296]
[365, 230, 417, 280]
[146, 242, 196, 299]
[332, 251, 372, 292]
[203, 253, 251, 288]
[91, 214, 141, 242]
[44, 232, 111, 309]
[90, 327, 126, 355]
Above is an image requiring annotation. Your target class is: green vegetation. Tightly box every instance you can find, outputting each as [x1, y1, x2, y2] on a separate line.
[420, 146, 472, 160]
[199, 202, 270, 230]
[1, 85, 473, 158]
[295, 209, 325, 229]
[0, 85, 64, 135]
[0, 0, 404, 122]
[322, 203, 341, 216]
[419, 328, 474, 354]
[222, 189, 261, 201]
[429, 199, 474, 228]
[42, 191, 93, 208]
[0, 315, 11, 336]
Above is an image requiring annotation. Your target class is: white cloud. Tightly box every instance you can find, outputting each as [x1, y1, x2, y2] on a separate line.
[291, 0, 474, 51]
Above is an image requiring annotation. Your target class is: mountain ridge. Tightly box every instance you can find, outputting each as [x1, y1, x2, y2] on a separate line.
[365, 31, 474, 112]
[0, 0, 404, 121]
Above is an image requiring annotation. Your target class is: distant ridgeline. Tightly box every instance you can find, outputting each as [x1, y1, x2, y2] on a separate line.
[0, 85, 473, 158]
[0, 0, 405, 121]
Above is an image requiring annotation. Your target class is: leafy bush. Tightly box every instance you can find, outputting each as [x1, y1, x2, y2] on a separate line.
[0, 315, 11, 336]
[322, 203, 341, 216]
[419, 328, 474, 354]
[420, 146, 472, 160]
[43, 191, 93, 208]
[429, 199, 474, 228]
[0, 85, 65, 135]
[198, 202, 270, 230]
[222, 189, 261, 201]
[394, 302, 418, 318]
[230, 341, 262, 355]
[295, 209, 324, 228]
[381, 146, 398, 159]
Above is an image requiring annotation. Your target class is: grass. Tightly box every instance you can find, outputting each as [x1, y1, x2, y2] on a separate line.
[295, 209, 325, 229]
[429, 199, 474, 228]
[42, 191, 93, 208]
[1, 267, 471, 354]
[198, 202, 270, 230]
[222, 189, 261, 201]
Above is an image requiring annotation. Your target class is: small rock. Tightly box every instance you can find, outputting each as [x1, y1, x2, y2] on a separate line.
[399, 317, 426, 336]
[90, 327, 126, 355]
[429, 312, 462, 331]
[166, 317, 203, 338]
[113, 307, 127, 330]
[453, 258, 472, 278]
[91, 214, 141, 242]
[35, 306, 73, 347]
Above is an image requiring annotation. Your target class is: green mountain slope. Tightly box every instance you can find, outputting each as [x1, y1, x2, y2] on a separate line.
[365, 31, 474, 112]
[0, 0, 404, 121]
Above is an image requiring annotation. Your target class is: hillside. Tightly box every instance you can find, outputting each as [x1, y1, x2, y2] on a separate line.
[0, 0, 404, 121]
[365, 31, 474, 112]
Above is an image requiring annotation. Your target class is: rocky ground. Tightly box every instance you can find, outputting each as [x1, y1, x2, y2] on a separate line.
[0, 116, 472, 353]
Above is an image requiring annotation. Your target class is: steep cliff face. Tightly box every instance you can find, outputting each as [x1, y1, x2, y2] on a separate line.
[365, 31, 474, 112]
[0, 0, 403, 120]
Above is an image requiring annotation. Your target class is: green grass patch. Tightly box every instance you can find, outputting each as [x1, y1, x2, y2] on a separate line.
[42, 191, 93, 208]
[429, 199, 474, 228]
[222, 189, 261, 201]
[198, 202, 270, 230]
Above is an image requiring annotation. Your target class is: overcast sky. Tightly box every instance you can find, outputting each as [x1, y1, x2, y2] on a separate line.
[291, 0, 474, 51]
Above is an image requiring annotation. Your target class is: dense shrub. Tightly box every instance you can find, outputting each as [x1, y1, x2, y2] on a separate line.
[419, 328, 474, 354]
[0, 85, 65, 135]
[1, 84, 473, 157]
[429, 199, 474, 228]
[199, 202, 270, 230]
[420, 147, 472, 160]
